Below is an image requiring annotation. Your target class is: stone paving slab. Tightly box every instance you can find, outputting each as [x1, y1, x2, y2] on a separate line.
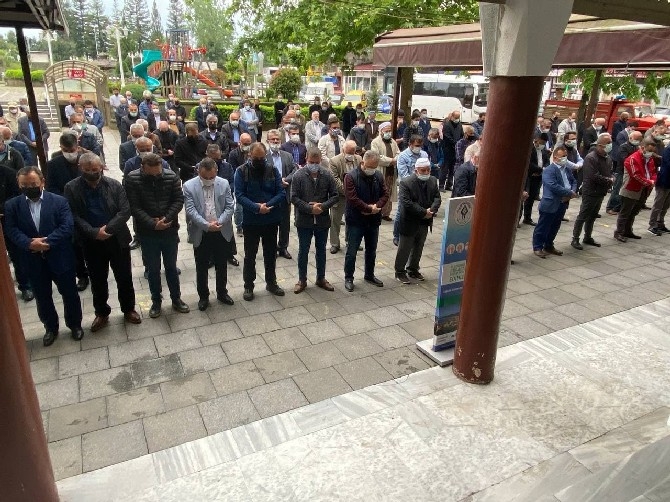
[18, 130, 670, 481]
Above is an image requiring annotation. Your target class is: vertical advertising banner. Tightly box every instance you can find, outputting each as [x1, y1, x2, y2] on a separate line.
[433, 195, 475, 351]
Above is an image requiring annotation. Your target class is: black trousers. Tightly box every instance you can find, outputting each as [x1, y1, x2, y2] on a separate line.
[243, 223, 279, 289]
[82, 237, 136, 317]
[572, 194, 604, 240]
[74, 241, 89, 280]
[278, 202, 291, 251]
[28, 257, 82, 332]
[195, 232, 232, 300]
[523, 177, 542, 221]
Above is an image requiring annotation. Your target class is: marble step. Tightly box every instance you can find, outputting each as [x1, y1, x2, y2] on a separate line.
[554, 434, 670, 502]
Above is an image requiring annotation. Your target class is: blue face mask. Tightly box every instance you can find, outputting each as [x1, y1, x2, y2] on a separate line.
[306, 163, 320, 173]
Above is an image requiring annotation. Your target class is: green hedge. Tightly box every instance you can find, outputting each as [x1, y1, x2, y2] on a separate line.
[121, 84, 146, 102]
[4, 69, 44, 82]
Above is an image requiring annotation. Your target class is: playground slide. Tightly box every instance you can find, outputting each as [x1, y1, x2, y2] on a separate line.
[184, 66, 219, 89]
[133, 50, 163, 91]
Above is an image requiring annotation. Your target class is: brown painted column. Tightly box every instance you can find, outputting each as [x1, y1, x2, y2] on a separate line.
[16, 27, 48, 173]
[0, 225, 58, 499]
[452, 76, 544, 384]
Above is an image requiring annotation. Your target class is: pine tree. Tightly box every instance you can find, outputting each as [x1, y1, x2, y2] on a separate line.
[134, 0, 152, 51]
[88, 0, 109, 57]
[150, 0, 163, 43]
[167, 0, 185, 31]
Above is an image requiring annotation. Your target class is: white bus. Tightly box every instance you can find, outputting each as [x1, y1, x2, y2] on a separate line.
[411, 74, 489, 123]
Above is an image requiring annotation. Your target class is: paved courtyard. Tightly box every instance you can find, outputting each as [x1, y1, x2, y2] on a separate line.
[19, 129, 670, 481]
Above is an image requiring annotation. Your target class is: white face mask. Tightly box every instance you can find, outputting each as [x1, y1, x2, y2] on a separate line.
[268, 142, 280, 151]
[452, 118, 460, 124]
[382, 132, 392, 140]
[345, 154, 354, 162]
[411, 147, 421, 155]
[643, 151, 654, 158]
[230, 120, 239, 127]
[557, 157, 567, 166]
[63, 151, 79, 162]
[241, 145, 250, 152]
[290, 134, 301, 143]
[429, 137, 438, 143]
[417, 173, 430, 181]
[363, 168, 376, 176]
[201, 177, 215, 187]
[630, 140, 640, 146]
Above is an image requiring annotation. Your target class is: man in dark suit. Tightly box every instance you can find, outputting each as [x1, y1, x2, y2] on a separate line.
[119, 124, 147, 170]
[267, 129, 297, 259]
[342, 102, 357, 137]
[580, 117, 606, 156]
[64, 153, 141, 332]
[199, 115, 230, 159]
[221, 111, 248, 149]
[522, 133, 551, 226]
[0, 125, 32, 165]
[365, 111, 379, 146]
[532, 146, 578, 258]
[442, 111, 463, 190]
[174, 123, 208, 181]
[280, 124, 307, 167]
[194, 97, 209, 131]
[394, 158, 441, 284]
[17, 108, 50, 163]
[155, 120, 179, 171]
[4, 166, 83, 345]
[120, 103, 140, 139]
[123, 137, 169, 176]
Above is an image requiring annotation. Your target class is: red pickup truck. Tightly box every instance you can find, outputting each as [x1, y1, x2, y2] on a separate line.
[543, 99, 668, 134]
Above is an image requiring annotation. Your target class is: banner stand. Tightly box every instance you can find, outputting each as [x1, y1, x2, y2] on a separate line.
[416, 195, 475, 367]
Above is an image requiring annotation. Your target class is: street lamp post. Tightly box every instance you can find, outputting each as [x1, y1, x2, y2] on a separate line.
[110, 26, 127, 88]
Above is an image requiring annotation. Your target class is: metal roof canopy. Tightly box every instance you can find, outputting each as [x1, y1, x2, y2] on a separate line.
[0, 0, 68, 32]
[373, 16, 670, 70]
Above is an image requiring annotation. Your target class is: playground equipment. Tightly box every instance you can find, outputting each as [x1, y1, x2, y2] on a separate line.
[132, 29, 224, 98]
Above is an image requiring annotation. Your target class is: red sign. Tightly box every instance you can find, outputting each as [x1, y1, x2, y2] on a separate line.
[66, 69, 86, 79]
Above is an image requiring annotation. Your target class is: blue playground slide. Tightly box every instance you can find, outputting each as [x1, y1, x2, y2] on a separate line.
[133, 50, 163, 90]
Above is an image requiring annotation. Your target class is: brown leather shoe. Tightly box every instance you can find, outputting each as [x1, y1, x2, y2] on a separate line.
[294, 281, 307, 294]
[124, 310, 142, 324]
[315, 279, 335, 291]
[543, 247, 563, 256]
[533, 249, 548, 259]
[90, 316, 109, 333]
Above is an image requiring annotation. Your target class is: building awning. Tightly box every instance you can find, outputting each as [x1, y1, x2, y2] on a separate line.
[373, 16, 670, 70]
[0, 0, 68, 32]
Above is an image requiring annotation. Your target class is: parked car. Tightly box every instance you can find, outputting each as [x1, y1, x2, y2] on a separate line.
[378, 94, 393, 113]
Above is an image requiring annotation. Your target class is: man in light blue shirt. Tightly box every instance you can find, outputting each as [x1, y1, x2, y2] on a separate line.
[394, 134, 429, 244]
[239, 98, 260, 142]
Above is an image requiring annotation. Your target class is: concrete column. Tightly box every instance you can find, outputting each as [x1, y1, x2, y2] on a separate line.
[0, 226, 58, 500]
[453, 0, 574, 384]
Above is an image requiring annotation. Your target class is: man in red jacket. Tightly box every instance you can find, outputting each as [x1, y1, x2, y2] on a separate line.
[615, 139, 658, 242]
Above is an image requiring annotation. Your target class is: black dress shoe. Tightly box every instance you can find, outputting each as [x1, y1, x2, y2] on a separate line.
[76, 277, 89, 291]
[364, 276, 384, 287]
[583, 237, 601, 247]
[149, 303, 162, 318]
[571, 239, 584, 250]
[198, 299, 209, 311]
[330, 245, 340, 254]
[344, 279, 354, 292]
[523, 219, 536, 226]
[176, 267, 182, 275]
[217, 294, 234, 305]
[624, 233, 642, 239]
[243, 288, 254, 301]
[228, 257, 239, 266]
[172, 299, 190, 313]
[266, 283, 285, 296]
[43, 330, 58, 347]
[129, 238, 140, 250]
[71, 327, 84, 341]
[278, 249, 292, 259]
[21, 289, 34, 302]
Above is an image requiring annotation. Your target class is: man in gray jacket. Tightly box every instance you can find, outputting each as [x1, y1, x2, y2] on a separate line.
[291, 148, 339, 293]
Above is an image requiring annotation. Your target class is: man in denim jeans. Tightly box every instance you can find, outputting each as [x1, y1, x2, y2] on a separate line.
[291, 148, 339, 294]
[343, 150, 390, 292]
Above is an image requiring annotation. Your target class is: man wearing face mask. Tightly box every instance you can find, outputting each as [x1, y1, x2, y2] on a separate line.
[65, 98, 78, 123]
[138, 90, 157, 120]
[472, 113, 486, 139]
[147, 102, 164, 132]
[174, 123, 208, 182]
[274, 94, 286, 127]
[453, 154, 479, 198]
[68, 113, 101, 156]
[121, 103, 140, 139]
[156, 120, 179, 171]
[343, 150, 389, 292]
[221, 111, 247, 149]
[522, 133, 551, 226]
[557, 112, 577, 144]
[305, 110, 325, 149]
[455, 125, 477, 173]
[342, 102, 357, 137]
[64, 153, 141, 332]
[119, 124, 148, 169]
[394, 157, 441, 284]
[115, 97, 129, 139]
[365, 110, 379, 143]
[291, 148, 338, 294]
[124, 91, 136, 105]
[124, 137, 169, 176]
[394, 135, 428, 240]
[308, 96, 321, 117]
[4, 102, 25, 134]
[281, 124, 307, 166]
[319, 100, 335, 125]
[199, 114, 230, 159]
[234, 142, 287, 301]
[228, 133, 253, 236]
[239, 99, 259, 142]
[318, 117, 346, 169]
[328, 140, 362, 254]
[18, 107, 50, 163]
[615, 139, 658, 242]
[442, 110, 463, 191]
[532, 147, 578, 258]
[424, 127, 444, 179]
[83, 100, 104, 132]
[266, 129, 297, 259]
[125, 153, 189, 317]
[538, 119, 555, 150]
[418, 109, 431, 138]
[370, 121, 400, 222]
[184, 158, 235, 311]
[171, 98, 186, 123]
[571, 134, 614, 250]
[0, 125, 32, 165]
[166, 110, 185, 137]
[580, 117, 606, 156]
[607, 129, 642, 215]
[403, 111, 424, 149]
[195, 97, 209, 132]
[347, 113, 370, 155]
[5, 166, 84, 345]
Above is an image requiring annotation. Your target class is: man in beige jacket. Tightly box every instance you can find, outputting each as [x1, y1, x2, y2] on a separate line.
[318, 117, 346, 168]
[328, 140, 362, 253]
[369, 121, 400, 220]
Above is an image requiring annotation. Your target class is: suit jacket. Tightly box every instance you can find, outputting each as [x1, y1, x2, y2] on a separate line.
[539, 162, 578, 214]
[147, 113, 165, 132]
[266, 149, 297, 203]
[183, 176, 234, 246]
[4, 190, 75, 274]
[317, 134, 346, 168]
[17, 115, 50, 154]
[119, 140, 138, 170]
[8, 139, 32, 165]
[280, 142, 307, 167]
[195, 106, 209, 131]
[329, 153, 362, 197]
[397, 174, 441, 235]
[220, 122, 248, 149]
[580, 126, 600, 155]
[526, 147, 551, 191]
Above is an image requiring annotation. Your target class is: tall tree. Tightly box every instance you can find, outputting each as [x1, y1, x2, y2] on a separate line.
[184, 0, 233, 65]
[167, 0, 186, 30]
[151, 0, 164, 43]
[88, 0, 110, 57]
